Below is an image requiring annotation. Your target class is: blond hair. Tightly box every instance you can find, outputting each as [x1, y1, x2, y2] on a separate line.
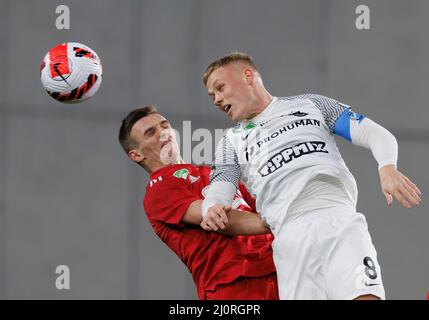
[202, 51, 258, 85]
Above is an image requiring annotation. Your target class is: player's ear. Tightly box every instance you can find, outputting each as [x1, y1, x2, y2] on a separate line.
[128, 149, 145, 163]
[244, 68, 254, 84]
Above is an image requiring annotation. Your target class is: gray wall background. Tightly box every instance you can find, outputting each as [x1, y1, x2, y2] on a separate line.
[0, 0, 427, 299]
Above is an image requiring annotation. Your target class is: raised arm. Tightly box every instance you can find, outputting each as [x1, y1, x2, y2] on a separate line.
[332, 104, 422, 208]
[303, 94, 421, 208]
[200, 133, 242, 229]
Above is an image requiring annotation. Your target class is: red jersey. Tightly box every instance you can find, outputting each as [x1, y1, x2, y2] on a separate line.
[143, 164, 276, 295]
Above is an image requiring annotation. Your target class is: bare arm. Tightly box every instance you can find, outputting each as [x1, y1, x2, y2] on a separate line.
[180, 200, 204, 225]
[220, 208, 271, 235]
[181, 200, 269, 235]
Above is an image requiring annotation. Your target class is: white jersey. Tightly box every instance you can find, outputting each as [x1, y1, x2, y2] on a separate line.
[211, 94, 359, 235]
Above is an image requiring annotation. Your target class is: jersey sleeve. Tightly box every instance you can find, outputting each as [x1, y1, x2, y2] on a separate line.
[210, 133, 241, 188]
[201, 133, 241, 217]
[339, 116, 398, 169]
[143, 177, 201, 228]
[303, 94, 350, 133]
[306, 94, 398, 169]
[332, 107, 366, 141]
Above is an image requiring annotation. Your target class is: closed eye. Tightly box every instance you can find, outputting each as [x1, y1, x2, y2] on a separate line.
[145, 127, 155, 137]
[160, 120, 170, 129]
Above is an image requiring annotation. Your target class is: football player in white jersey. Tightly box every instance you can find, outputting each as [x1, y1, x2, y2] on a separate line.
[200, 52, 422, 300]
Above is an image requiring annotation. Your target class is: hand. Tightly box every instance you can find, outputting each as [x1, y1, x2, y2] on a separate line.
[200, 204, 231, 231]
[379, 164, 422, 208]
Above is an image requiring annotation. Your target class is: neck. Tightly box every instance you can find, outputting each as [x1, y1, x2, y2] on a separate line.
[259, 90, 273, 111]
[248, 88, 273, 119]
[147, 157, 185, 174]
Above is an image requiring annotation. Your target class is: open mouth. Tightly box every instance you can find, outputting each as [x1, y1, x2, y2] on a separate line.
[161, 140, 172, 149]
[223, 104, 232, 114]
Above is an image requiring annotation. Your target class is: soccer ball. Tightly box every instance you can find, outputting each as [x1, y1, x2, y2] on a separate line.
[40, 42, 102, 103]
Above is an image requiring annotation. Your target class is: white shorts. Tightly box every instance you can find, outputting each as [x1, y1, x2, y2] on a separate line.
[272, 206, 385, 300]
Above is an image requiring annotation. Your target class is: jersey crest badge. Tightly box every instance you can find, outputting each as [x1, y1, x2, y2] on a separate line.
[173, 168, 189, 179]
[244, 122, 256, 130]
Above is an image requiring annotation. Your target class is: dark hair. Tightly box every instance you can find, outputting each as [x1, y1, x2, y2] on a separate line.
[203, 51, 258, 85]
[118, 106, 159, 156]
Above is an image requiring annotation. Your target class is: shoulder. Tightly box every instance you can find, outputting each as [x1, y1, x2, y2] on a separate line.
[143, 167, 201, 224]
[280, 94, 347, 116]
[144, 167, 190, 198]
[278, 93, 336, 104]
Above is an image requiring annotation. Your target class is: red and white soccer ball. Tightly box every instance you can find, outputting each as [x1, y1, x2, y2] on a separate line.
[40, 42, 103, 103]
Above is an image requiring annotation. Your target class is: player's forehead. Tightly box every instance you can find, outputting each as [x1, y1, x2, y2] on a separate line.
[133, 113, 168, 133]
[207, 65, 234, 88]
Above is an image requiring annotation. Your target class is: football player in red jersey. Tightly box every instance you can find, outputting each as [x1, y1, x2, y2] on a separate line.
[118, 106, 279, 300]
